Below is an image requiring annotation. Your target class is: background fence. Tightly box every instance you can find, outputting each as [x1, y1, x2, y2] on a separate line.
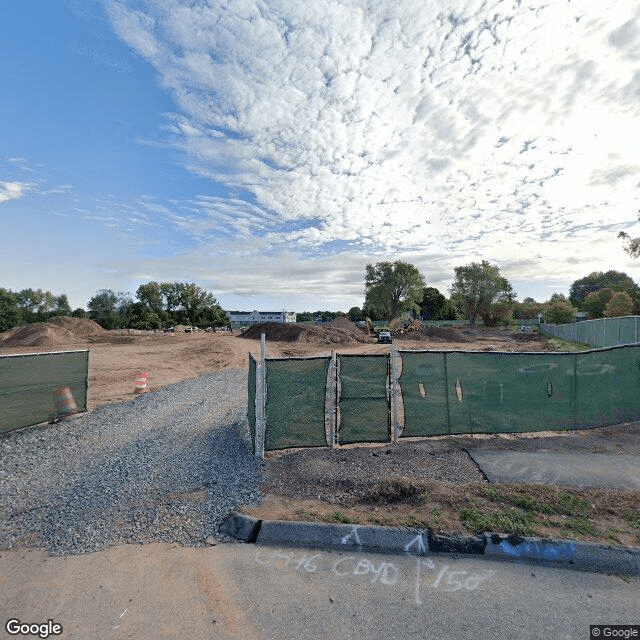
[249, 344, 640, 456]
[0, 350, 89, 434]
[540, 316, 640, 348]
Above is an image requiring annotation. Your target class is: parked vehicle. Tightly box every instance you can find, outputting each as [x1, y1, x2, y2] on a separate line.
[377, 330, 392, 344]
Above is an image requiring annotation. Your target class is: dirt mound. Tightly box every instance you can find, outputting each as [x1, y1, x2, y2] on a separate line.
[240, 322, 374, 345]
[47, 316, 106, 337]
[1, 323, 88, 348]
[329, 316, 358, 331]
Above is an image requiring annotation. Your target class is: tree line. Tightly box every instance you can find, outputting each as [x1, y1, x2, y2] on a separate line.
[356, 261, 640, 326]
[2, 266, 638, 334]
[0, 282, 228, 332]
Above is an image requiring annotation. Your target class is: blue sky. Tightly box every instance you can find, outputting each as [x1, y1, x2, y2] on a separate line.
[2, 0, 640, 312]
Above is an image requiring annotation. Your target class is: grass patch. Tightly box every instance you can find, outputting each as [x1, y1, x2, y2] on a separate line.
[459, 507, 536, 536]
[546, 337, 591, 351]
[326, 510, 358, 524]
[562, 517, 599, 537]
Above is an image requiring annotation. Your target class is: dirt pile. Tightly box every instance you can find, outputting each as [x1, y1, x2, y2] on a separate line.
[0, 323, 88, 348]
[240, 322, 374, 345]
[47, 316, 106, 337]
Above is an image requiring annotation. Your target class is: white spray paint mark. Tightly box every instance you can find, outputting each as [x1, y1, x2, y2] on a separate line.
[341, 525, 362, 546]
[404, 534, 426, 554]
[119, 609, 128, 619]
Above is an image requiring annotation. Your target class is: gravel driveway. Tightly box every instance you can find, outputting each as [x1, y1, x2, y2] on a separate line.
[0, 369, 261, 556]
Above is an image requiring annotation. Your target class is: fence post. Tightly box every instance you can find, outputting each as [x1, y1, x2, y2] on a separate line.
[254, 333, 267, 460]
[390, 341, 400, 442]
[573, 352, 578, 429]
[443, 352, 451, 434]
[326, 351, 337, 448]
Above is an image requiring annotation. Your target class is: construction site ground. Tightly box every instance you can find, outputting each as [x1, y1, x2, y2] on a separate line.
[1, 317, 639, 549]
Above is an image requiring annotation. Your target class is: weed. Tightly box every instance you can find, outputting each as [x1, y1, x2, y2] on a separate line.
[400, 515, 422, 528]
[416, 491, 429, 505]
[459, 507, 535, 535]
[625, 508, 640, 530]
[481, 487, 556, 515]
[556, 491, 591, 517]
[326, 510, 357, 524]
[562, 517, 599, 537]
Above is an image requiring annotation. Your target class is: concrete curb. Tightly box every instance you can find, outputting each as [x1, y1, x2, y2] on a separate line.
[221, 513, 640, 577]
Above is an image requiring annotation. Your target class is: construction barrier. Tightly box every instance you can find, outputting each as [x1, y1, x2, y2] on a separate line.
[248, 342, 640, 456]
[540, 316, 640, 348]
[0, 350, 89, 434]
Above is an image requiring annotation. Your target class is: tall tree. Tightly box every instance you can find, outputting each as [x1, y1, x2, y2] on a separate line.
[420, 287, 447, 320]
[449, 260, 515, 326]
[603, 291, 634, 318]
[583, 288, 614, 319]
[88, 289, 131, 329]
[544, 299, 578, 324]
[364, 261, 426, 320]
[136, 281, 164, 313]
[569, 271, 638, 308]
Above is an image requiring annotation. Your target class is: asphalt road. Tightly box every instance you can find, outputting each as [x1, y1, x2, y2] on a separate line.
[469, 450, 640, 490]
[1, 542, 638, 640]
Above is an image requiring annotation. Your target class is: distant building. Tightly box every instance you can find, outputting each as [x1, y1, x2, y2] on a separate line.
[227, 310, 297, 324]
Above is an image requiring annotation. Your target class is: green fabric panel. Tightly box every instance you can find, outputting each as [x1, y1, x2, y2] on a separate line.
[445, 351, 576, 434]
[399, 351, 449, 436]
[0, 351, 89, 434]
[575, 346, 640, 426]
[265, 357, 329, 450]
[247, 353, 256, 450]
[338, 355, 389, 443]
[593, 320, 605, 347]
[619, 317, 637, 345]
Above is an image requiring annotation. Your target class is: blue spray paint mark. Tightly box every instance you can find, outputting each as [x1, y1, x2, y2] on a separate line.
[498, 539, 576, 562]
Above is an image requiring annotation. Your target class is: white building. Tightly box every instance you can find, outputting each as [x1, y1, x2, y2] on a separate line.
[227, 310, 297, 324]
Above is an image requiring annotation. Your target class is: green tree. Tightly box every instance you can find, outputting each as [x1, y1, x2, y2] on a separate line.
[449, 260, 515, 326]
[583, 288, 614, 319]
[136, 281, 164, 314]
[419, 287, 447, 320]
[71, 308, 89, 318]
[0, 288, 23, 331]
[54, 294, 72, 317]
[364, 261, 426, 320]
[569, 271, 638, 308]
[347, 306, 363, 322]
[88, 289, 132, 329]
[603, 291, 634, 317]
[544, 299, 577, 324]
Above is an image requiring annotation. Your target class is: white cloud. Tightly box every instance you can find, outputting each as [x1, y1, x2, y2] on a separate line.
[0, 181, 33, 203]
[103, 0, 640, 304]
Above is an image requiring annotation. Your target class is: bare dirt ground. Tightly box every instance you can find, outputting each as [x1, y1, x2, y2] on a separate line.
[0, 318, 552, 410]
[2, 318, 639, 548]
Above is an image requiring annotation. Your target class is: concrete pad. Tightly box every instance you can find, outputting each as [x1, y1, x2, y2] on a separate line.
[468, 450, 640, 490]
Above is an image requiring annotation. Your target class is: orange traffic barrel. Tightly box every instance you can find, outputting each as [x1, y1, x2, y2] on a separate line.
[134, 371, 149, 393]
[53, 387, 79, 416]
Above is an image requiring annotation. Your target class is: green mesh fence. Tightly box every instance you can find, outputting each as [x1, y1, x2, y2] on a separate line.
[338, 354, 389, 444]
[248, 353, 257, 450]
[541, 316, 639, 348]
[265, 357, 330, 450]
[0, 350, 89, 434]
[399, 346, 640, 436]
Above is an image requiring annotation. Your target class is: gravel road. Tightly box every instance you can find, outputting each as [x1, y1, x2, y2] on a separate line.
[0, 369, 261, 556]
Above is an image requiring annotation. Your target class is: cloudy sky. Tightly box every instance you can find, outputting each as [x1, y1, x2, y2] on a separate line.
[2, 0, 640, 312]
